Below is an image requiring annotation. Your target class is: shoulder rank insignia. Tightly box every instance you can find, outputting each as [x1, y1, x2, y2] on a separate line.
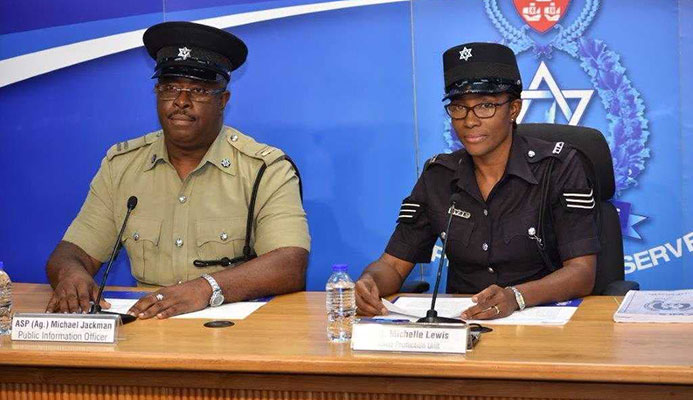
[397, 201, 423, 224]
[552, 141, 565, 155]
[562, 188, 595, 210]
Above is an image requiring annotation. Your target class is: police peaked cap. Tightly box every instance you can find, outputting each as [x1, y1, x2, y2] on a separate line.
[442, 42, 522, 100]
[143, 21, 248, 83]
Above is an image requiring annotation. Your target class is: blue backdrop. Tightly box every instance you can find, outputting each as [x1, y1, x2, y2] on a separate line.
[1, 0, 691, 291]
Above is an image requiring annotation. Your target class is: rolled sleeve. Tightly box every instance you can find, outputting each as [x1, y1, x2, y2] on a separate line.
[252, 160, 310, 255]
[550, 150, 601, 262]
[62, 157, 118, 262]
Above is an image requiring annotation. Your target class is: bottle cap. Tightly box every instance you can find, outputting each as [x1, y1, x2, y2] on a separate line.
[331, 264, 348, 272]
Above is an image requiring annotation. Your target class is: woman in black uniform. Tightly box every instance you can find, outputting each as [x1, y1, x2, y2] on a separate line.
[356, 42, 600, 320]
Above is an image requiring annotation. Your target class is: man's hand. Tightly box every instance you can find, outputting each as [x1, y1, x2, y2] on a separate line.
[460, 284, 518, 320]
[128, 278, 212, 319]
[46, 271, 110, 314]
[355, 275, 387, 316]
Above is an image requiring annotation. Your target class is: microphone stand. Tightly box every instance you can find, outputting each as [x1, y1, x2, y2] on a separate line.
[89, 197, 138, 324]
[417, 196, 464, 324]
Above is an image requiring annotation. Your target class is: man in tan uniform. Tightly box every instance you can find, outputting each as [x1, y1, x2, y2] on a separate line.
[45, 22, 310, 319]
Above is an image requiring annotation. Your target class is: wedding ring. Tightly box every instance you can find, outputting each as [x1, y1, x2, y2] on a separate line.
[155, 293, 164, 301]
[493, 305, 500, 315]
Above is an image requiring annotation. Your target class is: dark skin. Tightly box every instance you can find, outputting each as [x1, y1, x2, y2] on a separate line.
[355, 92, 596, 320]
[46, 76, 308, 317]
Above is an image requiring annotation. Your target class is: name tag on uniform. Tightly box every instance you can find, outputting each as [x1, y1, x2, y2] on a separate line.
[448, 206, 471, 219]
[11, 313, 120, 344]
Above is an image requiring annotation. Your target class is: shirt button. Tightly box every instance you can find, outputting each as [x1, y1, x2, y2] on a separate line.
[528, 227, 536, 236]
[528, 150, 536, 158]
[220, 232, 229, 241]
[483, 209, 488, 216]
[133, 232, 140, 241]
[178, 195, 187, 204]
[175, 238, 184, 247]
[487, 267, 495, 274]
[482, 243, 489, 251]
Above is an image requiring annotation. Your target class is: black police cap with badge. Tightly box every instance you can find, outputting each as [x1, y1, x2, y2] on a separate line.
[442, 42, 522, 101]
[143, 21, 247, 83]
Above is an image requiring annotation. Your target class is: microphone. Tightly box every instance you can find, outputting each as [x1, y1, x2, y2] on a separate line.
[417, 193, 464, 324]
[89, 196, 138, 324]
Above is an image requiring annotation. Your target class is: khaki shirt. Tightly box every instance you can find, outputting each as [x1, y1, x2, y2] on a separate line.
[63, 126, 310, 286]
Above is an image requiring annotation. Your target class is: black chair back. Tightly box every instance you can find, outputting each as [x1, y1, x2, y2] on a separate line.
[516, 123, 636, 295]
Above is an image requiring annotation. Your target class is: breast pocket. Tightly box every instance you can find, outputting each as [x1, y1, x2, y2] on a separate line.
[122, 217, 162, 282]
[196, 217, 247, 261]
[501, 211, 539, 262]
[447, 218, 475, 247]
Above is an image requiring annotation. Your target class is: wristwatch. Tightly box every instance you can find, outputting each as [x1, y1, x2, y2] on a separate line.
[508, 286, 526, 311]
[201, 274, 224, 307]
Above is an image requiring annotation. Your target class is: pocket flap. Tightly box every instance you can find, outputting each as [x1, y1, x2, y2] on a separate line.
[196, 217, 246, 246]
[124, 217, 162, 245]
[502, 211, 538, 244]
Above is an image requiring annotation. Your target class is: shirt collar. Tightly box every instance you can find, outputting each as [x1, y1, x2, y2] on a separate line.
[142, 128, 235, 176]
[143, 132, 167, 171]
[505, 134, 539, 185]
[451, 133, 538, 201]
[198, 128, 235, 176]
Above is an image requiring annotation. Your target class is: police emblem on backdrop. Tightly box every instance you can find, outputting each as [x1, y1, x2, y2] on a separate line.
[442, 0, 650, 240]
[512, 0, 570, 33]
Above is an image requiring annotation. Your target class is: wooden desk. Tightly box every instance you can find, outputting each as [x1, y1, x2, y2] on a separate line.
[0, 283, 691, 399]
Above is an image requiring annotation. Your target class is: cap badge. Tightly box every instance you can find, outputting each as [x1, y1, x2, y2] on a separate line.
[177, 47, 192, 60]
[458, 47, 473, 61]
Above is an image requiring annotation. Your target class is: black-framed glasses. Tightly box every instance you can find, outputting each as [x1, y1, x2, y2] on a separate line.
[445, 98, 513, 120]
[154, 84, 225, 102]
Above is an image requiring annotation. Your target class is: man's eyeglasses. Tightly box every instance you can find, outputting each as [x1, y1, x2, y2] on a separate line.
[445, 98, 513, 120]
[155, 84, 225, 102]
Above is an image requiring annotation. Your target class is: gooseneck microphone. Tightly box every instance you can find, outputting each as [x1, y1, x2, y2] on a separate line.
[89, 196, 138, 324]
[417, 193, 464, 324]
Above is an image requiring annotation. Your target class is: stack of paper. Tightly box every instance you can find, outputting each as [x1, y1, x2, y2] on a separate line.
[381, 296, 581, 326]
[614, 290, 693, 323]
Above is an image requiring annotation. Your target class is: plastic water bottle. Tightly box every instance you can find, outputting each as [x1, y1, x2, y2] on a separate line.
[325, 264, 356, 342]
[0, 262, 12, 335]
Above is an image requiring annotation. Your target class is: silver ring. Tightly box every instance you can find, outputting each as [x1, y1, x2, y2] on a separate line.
[493, 305, 500, 315]
[155, 293, 164, 301]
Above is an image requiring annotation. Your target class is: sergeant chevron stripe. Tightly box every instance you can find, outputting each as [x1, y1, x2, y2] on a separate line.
[563, 189, 595, 209]
[397, 202, 421, 223]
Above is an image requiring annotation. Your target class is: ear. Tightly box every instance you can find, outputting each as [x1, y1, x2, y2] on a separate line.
[219, 90, 231, 112]
[509, 97, 522, 121]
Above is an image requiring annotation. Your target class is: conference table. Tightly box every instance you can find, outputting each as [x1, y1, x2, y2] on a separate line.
[0, 283, 691, 400]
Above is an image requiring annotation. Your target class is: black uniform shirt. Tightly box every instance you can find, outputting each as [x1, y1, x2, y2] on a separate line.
[385, 134, 601, 294]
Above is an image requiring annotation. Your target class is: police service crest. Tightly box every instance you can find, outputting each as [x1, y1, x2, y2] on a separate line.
[443, 0, 650, 239]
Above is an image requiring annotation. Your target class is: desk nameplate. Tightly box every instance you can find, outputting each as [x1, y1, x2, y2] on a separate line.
[351, 320, 469, 354]
[11, 313, 120, 344]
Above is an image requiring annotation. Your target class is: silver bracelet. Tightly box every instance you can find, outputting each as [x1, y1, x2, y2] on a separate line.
[508, 286, 526, 311]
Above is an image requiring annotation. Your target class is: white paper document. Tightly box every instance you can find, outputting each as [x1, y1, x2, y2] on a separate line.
[104, 298, 267, 320]
[614, 290, 693, 323]
[381, 297, 579, 326]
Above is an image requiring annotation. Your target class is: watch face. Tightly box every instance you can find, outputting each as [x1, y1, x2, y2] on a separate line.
[210, 293, 224, 307]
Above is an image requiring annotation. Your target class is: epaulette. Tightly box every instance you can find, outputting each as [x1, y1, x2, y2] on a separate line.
[524, 136, 572, 164]
[424, 151, 462, 171]
[225, 128, 286, 166]
[106, 131, 162, 160]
